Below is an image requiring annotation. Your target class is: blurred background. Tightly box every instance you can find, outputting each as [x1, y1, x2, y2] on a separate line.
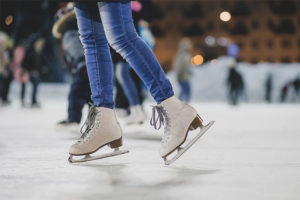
[0, 0, 299, 105]
[1, 1, 300, 200]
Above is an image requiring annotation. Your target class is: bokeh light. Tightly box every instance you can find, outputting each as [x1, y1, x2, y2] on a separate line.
[205, 36, 216, 46]
[5, 15, 13, 26]
[219, 11, 231, 22]
[191, 55, 204, 65]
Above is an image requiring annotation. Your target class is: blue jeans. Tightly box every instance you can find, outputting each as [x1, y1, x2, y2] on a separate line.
[74, 2, 173, 108]
[179, 80, 191, 102]
[115, 61, 140, 106]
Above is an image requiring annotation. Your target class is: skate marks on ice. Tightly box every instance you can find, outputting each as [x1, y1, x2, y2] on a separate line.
[164, 121, 215, 165]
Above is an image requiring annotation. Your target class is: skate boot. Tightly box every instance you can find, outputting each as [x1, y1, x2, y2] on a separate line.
[150, 96, 214, 165]
[68, 105, 129, 163]
[126, 105, 146, 125]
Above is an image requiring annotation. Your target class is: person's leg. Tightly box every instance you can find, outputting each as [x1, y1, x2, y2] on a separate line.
[115, 61, 139, 106]
[69, 2, 127, 162]
[180, 81, 190, 102]
[98, 2, 174, 104]
[2, 72, 13, 102]
[178, 81, 184, 101]
[115, 61, 146, 124]
[0, 75, 3, 100]
[185, 81, 191, 102]
[68, 68, 91, 123]
[30, 75, 39, 105]
[74, 2, 114, 108]
[21, 83, 26, 105]
[114, 78, 130, 110]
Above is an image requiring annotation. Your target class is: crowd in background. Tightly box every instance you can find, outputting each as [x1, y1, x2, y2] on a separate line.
[0, 0, 299, 121]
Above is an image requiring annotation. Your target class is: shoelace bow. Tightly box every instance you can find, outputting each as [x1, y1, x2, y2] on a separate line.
[150, 106, 165, 130]
[80, 104, 98, 139]
[150, 106, 171, 142]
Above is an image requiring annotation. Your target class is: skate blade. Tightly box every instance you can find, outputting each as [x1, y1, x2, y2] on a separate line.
[164, 121, 215, 165]
[68, 148, 129, 163]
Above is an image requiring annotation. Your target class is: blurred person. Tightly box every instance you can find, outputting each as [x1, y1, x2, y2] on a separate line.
[174, 38, 193, 102]
[281, 76, 300, 103]
[114, 51, 146, 120]
[138, 19, 155, 49]
[226, 41, 245, 105]
[68, 1, 214, 164]
[265, 74, 273, 103]
[18, 34, 44, 108]
[112, 45, 145, 119]
[292, 76, 300, 101]
[115, 60, 146, 125]
[226, 60, 244, 105]
[280, 82, 291, 103]
[0, 32, 13, 105]
[52, 3, 91, 131]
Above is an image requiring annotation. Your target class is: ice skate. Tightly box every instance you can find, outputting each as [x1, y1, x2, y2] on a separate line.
[150, 96, 214, 165]
[126, 105, 146, 125]
[68, 105, 129, 163]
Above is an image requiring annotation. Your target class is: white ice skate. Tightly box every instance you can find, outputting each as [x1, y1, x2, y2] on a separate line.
[150, 96, 214, 165]
[68, 106, 129, 163]
[126, 105, 146, 125]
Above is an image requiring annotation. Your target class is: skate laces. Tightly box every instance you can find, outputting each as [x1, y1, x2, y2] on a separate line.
[80, 104, 98, 140]
[150, 106, 170, 143]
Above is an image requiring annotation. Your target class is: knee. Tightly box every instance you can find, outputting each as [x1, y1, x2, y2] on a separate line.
[107, 33, 127, 50]
[107, 31, 139, 53]
[79, 31, 107, 50]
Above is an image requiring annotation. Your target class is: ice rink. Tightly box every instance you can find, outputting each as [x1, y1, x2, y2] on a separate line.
[1, 84, 300, 200]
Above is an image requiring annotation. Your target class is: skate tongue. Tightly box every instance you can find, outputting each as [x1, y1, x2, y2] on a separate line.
[150, 106, 165, 130]
[80, 105, 98, 139]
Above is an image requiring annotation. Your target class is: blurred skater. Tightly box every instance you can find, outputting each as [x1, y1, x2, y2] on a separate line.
[292, 76, 300, 101]
[265, 74, 273, 103]
[0, 32, 13, 106]
[174, 38, 193, 102]
[115, 59, 146, 125]
[52, 4, 91, 130]
[280, 82, 291, 103]
[227, 62, 244, 105]
[280, 76, 300, 103]
[12, 34, 44, 107]
[226, 41, 245, 105]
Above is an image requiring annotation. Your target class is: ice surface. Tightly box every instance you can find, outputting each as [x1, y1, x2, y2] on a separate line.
[0, 83, 300, 200]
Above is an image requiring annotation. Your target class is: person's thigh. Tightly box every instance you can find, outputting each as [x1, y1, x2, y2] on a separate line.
[74, 2, 114, 108]
[98, 2, 135, 45]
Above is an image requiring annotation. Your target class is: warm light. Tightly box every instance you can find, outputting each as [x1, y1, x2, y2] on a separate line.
[5, 15, 13, 26]
[220, 11, 231, 22]
[191, 55, 204, 65]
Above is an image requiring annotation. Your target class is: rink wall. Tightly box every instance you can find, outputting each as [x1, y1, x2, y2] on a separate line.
[166, 57, 300, 103]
